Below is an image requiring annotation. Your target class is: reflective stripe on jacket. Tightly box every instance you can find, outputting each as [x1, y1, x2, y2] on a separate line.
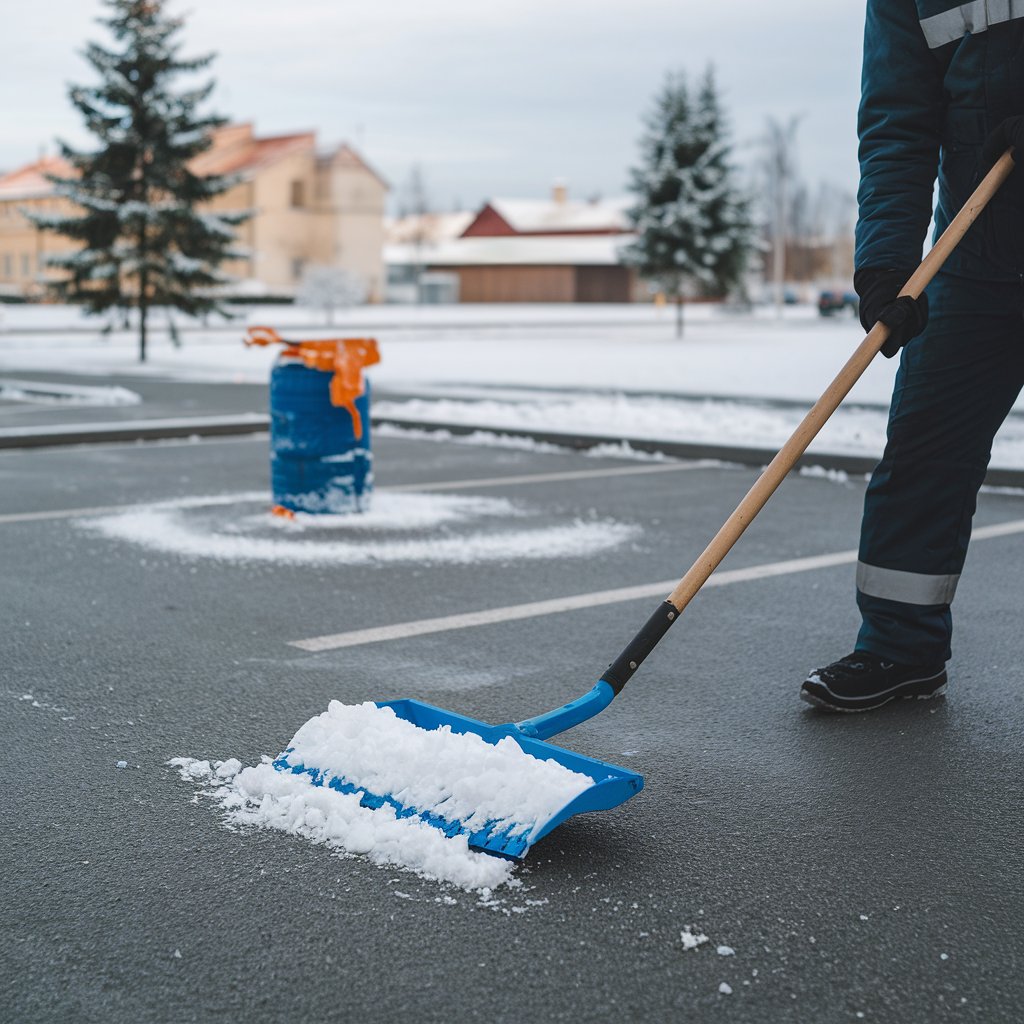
[856, 0, 1024, 280]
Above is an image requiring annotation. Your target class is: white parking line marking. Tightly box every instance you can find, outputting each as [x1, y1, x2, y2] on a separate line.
[287, 550, 858, 652]
[0, 461, 705, 526]
[0, 433, 270, 458]
[289, 519, 1024, 652]
[0, 503, 138, 525]
[382, 461, 707, 492]
[0, 493, 264, 525]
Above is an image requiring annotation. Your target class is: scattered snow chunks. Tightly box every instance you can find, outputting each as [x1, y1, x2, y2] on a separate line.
[718, 982, 733, 995]
[283, 701, 594, 842]
[214, 758, 241, 779]
[716, 945, 735, 956]
[116, 760, 128, 769]
[680, 926, 709, 951]
[171, 756, 515, 891]
[174, 757, 213, 780]
[799, 465, 850, 485]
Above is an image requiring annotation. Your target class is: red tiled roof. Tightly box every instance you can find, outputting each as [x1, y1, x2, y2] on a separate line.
[0, 155, 74, 200]
[0, 125, 319, 199]
[190, 124, 316, 177]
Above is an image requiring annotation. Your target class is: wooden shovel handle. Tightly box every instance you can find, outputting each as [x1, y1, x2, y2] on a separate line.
[666, 149, 1016, 613]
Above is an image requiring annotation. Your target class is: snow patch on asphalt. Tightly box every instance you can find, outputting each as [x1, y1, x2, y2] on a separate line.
[260, 492, 518, 531]
[16, 692, 74, 720]
[374, 394, 894, 457]
[171, 755, 518, 891]
[0, 378, 141, 406]
[374, 394, 1024, 469]
[375, 422, 671, 461]
[81, 491, 638, 565]
[798, 465, 852, 484]
[681, 926, 709, 950]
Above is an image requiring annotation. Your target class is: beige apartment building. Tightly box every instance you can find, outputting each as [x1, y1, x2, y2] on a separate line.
[0, 123, 388, 302]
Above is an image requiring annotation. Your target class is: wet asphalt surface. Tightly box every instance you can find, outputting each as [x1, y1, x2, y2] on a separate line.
[2, 379, 1023, 1023]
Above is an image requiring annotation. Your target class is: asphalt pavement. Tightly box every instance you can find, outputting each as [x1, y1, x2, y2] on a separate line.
[2, 382, 1023, 1023]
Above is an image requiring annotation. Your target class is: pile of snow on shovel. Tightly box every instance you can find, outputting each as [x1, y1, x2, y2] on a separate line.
[172, 700, 593, 891]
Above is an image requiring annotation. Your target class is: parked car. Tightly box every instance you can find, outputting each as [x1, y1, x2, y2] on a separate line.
[818, 289, 859, 317]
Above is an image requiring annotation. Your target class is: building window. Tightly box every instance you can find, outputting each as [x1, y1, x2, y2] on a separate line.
[291, 258, 305, 281]
[2, 254, 11, 278]
[21, 253, 30, 277]
[290, 180, 306, 208]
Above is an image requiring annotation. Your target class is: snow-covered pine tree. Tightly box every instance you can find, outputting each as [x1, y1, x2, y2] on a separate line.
[624, 68, 753, 337]
[30, 0, 248, 362]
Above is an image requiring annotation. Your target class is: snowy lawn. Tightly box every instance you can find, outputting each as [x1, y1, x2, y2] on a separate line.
[0, 301, 894, 402]
[8, 302, 1024, 466]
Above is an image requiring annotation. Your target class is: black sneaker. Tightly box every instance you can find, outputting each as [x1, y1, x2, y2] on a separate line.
[801, 650, 947, 713]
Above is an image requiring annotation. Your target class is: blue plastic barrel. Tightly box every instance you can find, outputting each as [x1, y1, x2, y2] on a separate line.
[269, 358, 372, 513]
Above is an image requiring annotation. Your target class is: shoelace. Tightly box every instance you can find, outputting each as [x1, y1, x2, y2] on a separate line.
[835, 653, 894, 674]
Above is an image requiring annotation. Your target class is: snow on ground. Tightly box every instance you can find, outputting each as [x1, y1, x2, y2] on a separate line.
[171, 755, 518, 892]
[374, 392, 1024, 468]
[78, 491, 640, 565]
[263, 492, 518, 531]
[376, 393, 891, 457]
[10, 301, 1024, 464]
[0, 377, 141, 406]
[0, 301, 900, 404]
[374, 424, 674, 462]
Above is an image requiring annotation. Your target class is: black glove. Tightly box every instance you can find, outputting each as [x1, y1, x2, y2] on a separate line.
[981, 115, 1024, 171]
[854, 267, 929, 358]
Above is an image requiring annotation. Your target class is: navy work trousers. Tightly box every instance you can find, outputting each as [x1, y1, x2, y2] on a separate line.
[856, 272, 1024, 664]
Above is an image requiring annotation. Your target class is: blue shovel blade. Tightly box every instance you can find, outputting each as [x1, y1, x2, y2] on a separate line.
[272, 697, 644, 859]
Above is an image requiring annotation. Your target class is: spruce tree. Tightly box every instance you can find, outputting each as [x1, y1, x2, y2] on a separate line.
[624, 68, 753, 337]
[31, 0, 248, 362]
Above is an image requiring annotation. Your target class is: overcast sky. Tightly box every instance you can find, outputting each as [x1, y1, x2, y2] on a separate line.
[5, 1, 867, 213]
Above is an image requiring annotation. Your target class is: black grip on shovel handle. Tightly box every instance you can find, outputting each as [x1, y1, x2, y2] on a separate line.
[601, 601, 679, 695]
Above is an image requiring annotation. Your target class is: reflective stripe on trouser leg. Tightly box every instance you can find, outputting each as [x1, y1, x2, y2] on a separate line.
[856, 454, 982, 664]
[856, 562, 960, 605]
[855, 274, 1024, 664]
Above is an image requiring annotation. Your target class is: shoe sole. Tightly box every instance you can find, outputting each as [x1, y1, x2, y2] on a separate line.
[800, 670, 948, 714]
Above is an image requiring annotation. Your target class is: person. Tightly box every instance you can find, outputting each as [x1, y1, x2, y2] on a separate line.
[801, 0, 1024, 712]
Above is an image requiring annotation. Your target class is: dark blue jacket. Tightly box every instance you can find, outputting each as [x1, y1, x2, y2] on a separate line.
[856, 0, 1024, 281]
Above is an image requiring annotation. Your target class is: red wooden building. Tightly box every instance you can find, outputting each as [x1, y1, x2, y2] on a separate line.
[385, 185, 638, 303]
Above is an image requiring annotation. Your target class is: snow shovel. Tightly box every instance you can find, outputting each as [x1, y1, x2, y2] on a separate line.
[275, 152, 1015, 859]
